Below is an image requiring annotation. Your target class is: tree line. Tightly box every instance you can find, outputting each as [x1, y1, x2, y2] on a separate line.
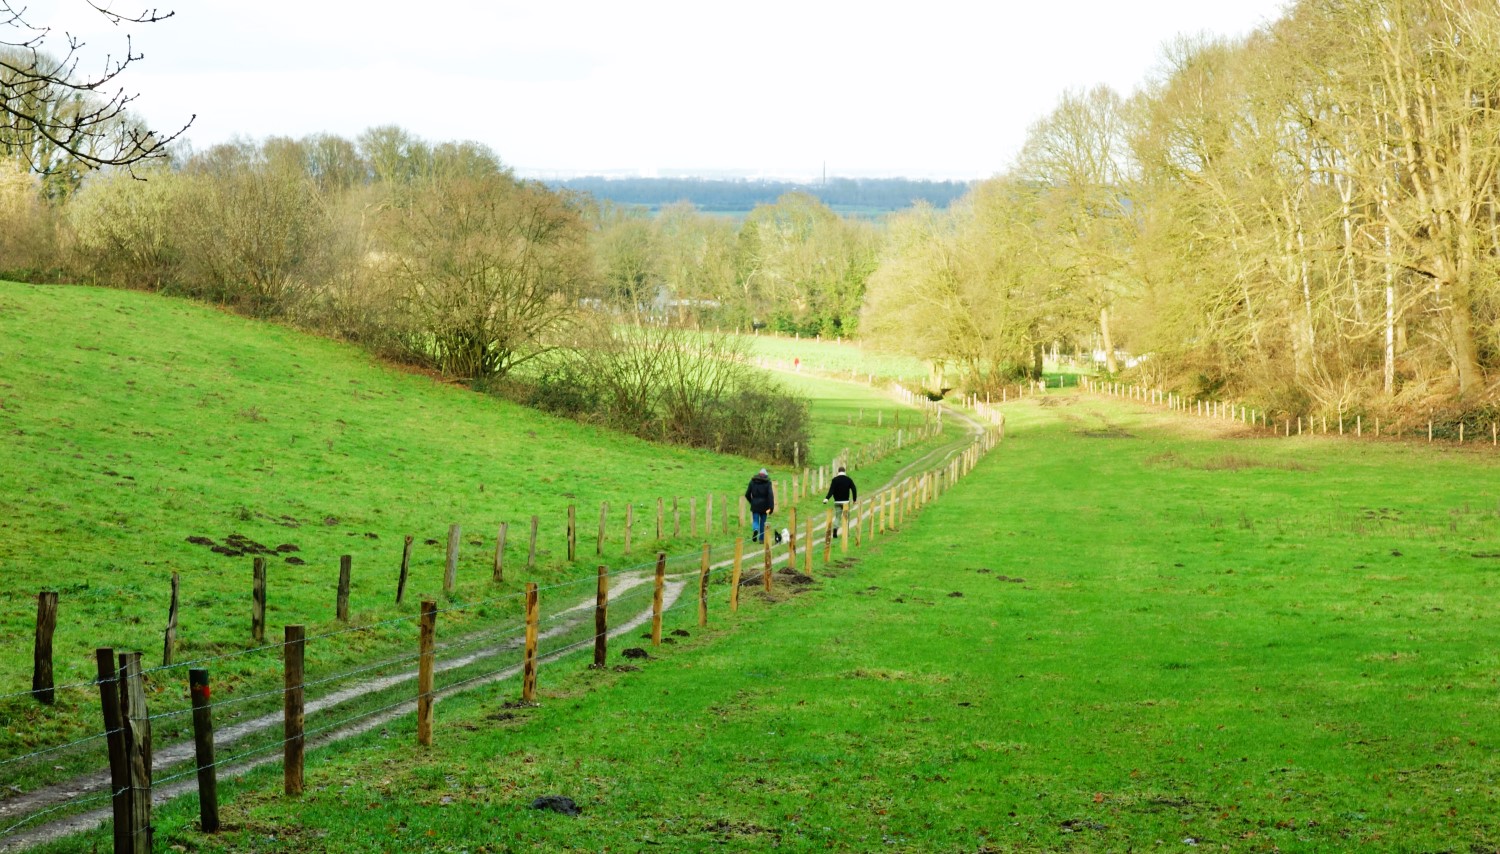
[8, 0, 1500, 428]
[866, 0, 1500, 423]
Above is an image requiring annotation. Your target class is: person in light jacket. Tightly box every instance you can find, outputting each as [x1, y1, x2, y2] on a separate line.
[824, 465, 857, 538]
[745, 468, 775, 543]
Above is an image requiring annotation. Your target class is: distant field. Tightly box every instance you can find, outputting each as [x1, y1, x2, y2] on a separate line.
[734, 331, 930, 386]
[0, 282, 941, 786]
[67, 391, 1500, 853]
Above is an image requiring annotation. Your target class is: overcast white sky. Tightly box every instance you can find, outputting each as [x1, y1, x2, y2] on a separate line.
[26, 0, 1288, 180]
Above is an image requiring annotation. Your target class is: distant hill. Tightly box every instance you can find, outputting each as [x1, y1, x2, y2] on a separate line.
[547, 176, 973, 217]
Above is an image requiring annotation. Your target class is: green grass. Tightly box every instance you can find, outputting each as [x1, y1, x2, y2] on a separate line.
[772, 370, 945, 469]
[50, 390, 1500, 852]
[734, 331, 929, 386]
[0, 282, 940, 785]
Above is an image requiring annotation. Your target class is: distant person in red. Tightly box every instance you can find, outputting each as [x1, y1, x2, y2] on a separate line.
[794, 357, 801, 371]
[823, 465, 857, 538]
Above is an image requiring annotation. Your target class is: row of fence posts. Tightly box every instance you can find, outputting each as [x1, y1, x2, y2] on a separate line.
[1084, 376, 1500, 445]
[24, 409, 981, 708]
[25, 440, 967, 708]
[64, 422, 1001, 853]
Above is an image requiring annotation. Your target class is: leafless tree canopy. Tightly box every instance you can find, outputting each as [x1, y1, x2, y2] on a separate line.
[0, 1, 190, 172]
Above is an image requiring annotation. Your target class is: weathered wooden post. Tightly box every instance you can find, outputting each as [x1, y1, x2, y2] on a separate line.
[417, 601, 436, 746]
[624, 503, 634, 555]
[522, 584, 539, 702]
[596, 501, 608, 556]
[594, 565, 608, 668]
[336, 555, 352, 622]
[652, 553, 666, 647]
[397, 535, 413, 604]
[445, 524, 461, 592]
[119, 652, 152, 854]
[823, 508, 834, 563]
[787, 506, 798, 569]
[528, 516, 539, 569]
[493, 523, 508, 583]
[189, 668, 220, 833]
[96, 648, 130, 852]
[730, 538, 744, 612]
[657, 497, 664, 540]
[252, 557, 267, 643]
[284, 625, 305, 796]
[706, 493, 713, 535]
[567, 505, 577, 562]
[32, 590, 58, 704]
[673, 497, 681, 539]
[762, 535, 773, 593]
[690, 497, 697, 538]
[804, 514, 814, 576]
[698, 544, 710, 627]
[162, 574, 180, 666]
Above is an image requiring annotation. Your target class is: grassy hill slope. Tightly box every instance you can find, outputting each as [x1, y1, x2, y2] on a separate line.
[0, 282, 932, 761]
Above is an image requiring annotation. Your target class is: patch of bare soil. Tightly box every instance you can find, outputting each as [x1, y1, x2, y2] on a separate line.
[1146, 451, 1309, 471]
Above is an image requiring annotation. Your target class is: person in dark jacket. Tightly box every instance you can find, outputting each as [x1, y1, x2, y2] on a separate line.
[745, 468, 775, 542]
[823, 465, 857, 538]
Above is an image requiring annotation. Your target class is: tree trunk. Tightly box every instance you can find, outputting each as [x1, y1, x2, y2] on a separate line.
[1099, 306, 1117, 374]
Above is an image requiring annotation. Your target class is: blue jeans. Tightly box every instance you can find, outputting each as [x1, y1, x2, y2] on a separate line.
[752, 511, 768, 541]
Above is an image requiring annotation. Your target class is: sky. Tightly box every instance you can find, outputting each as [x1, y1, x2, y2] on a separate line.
[23, 0, 1289, 180]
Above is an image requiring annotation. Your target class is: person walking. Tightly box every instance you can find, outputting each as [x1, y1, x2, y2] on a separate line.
[745, 468, 775, 543]
[824, 465, 857, 538]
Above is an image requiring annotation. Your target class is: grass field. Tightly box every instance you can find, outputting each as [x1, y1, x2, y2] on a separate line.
[0, 282, 944, 791]
[33, 391, 1500, 852]
[734, 331, 929, 386]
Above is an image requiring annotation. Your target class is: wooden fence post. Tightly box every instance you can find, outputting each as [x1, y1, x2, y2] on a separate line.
[32, 590, 57, 704]
[731, 538, 744, 612]
[652, 553, 666, 647]
[673, 498, 681, 538]
[762, 535, 773, 593]
[567, 505, 577, 562]
[444, 524, 460, 592]
[698, 543, 710, 627]
[597, 502, 608, 556]
[788, 506, 798, 569]
[336, 555, 352, 622]
[522, 583, 539, 702]
[625, 503, 634, 555]
[804, 514, 814, 575]
[283, 625, 305, 796]
[417, 601, 436, 746]
[162, 574, 180, 666]
[119, 651, 152, 854]
[528, 516, 539, 569]
[823, 508, 834, 564]
[96, 648, 130, 852]
[657, 497, 664, 541]
[493, 523, 508, 583]
[594, 565, 608, 668]
[252, 557, 267, 643]
[397, 535, 413, 604]
[690, 497, 697, 538]
[722, 493, 730, 534]
[188, 668, 220, 833]
[706, 493, 714, 536]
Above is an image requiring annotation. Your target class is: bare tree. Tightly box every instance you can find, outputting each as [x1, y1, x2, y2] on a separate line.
[0, 2, 190, 172]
